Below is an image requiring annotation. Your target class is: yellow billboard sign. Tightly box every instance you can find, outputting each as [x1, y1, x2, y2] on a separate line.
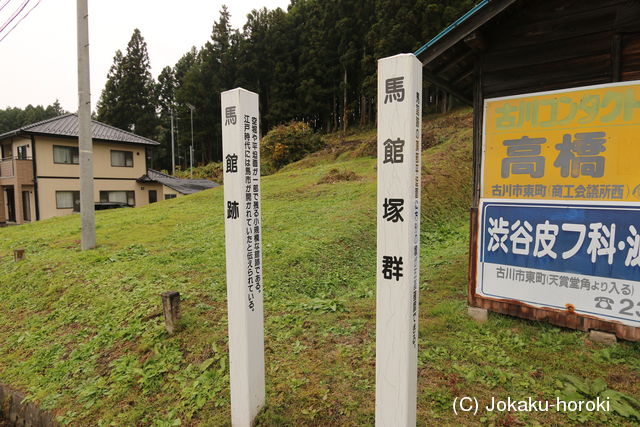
[482, 81, 640, 201]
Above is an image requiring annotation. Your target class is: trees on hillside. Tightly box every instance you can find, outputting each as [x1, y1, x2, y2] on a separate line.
[96, 29, 157, 139]
[95, 1, 475, 168]
[174, 6, 239, 165]
[0, 101, 66, 134]
[154, 66, 176, 169]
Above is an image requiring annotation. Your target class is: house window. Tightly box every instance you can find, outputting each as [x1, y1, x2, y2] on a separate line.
[56, 191, 80, 211]
[111, 150, 133, 167]
[17, 145, 28, 160]
[99, 190, 135, 206]
[53, 145, 79, 164]
[165, 194, 177, 200]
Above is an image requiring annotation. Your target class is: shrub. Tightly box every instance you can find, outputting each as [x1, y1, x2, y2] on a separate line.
[261, 121, 325, 172]
[317, 168, 360, 184]
[173, 162, 223, 184]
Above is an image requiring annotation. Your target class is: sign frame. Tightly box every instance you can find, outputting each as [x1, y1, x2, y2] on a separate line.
[471, 79, 640, 342]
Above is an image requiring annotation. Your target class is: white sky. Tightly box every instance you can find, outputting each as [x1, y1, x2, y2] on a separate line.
[0, 0, 291, 111]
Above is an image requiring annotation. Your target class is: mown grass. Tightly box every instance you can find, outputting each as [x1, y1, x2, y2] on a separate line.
[0, 108, 638, 426]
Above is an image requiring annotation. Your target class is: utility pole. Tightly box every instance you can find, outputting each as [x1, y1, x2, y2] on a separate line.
[186, 103, 195, 179]
[176, 117, 180, 169]
[170, 109, 175, 175]
[77, 0, 95, 250]
[343, 66, 348, 133]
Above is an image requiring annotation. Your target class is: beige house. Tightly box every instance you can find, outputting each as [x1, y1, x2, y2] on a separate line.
[0, 114, 217, 225]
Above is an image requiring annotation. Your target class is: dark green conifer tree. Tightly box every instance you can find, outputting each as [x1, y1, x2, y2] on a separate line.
[97, 29, 157, 138]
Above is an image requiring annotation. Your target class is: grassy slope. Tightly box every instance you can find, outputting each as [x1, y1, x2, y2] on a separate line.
[0, 108, 638, 426]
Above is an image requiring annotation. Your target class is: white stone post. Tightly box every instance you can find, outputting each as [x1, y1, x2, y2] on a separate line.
[221, 88, 265, 426]
[376, 54, 422, 427]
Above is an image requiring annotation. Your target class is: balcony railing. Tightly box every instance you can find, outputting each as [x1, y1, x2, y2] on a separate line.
[0, 156, 33, 178]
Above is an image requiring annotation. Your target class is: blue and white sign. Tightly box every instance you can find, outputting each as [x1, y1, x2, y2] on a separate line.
[478, 199, 640, 327]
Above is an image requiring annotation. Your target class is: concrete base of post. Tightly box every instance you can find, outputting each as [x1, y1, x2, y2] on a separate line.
[13, 249, 25, 262]
[161, 291, 181, 335]
[468, 306, 488, 323]
[588, 330, 617, 345]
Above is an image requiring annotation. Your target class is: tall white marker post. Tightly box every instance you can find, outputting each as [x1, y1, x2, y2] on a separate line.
[376, 54, 422, 426]
[221, 88, 265, 426]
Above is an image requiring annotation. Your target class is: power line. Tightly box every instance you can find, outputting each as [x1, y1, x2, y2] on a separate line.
[0, 0, 17, 14]
[0, 0, 40, 43]
[0, 0, 30, 34]
[0, 0, 38, 38]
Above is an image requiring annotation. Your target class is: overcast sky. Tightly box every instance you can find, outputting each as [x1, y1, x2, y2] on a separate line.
[0, 0, 291, 111]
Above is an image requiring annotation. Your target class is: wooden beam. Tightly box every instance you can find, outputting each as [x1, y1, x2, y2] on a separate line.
[423, 70, 473, 106]
[431, 50, 473, 76]
[611, 33, 622, 82]
[472, 58, 483, 206]
[419, 0, 518, 66]
[452, 68, 474, 87]
[464, 31, 487, 52]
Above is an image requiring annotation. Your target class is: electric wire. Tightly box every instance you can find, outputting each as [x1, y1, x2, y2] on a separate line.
[0, 0, 30, 35]
[0, 0, 41, 43]
[0, 0, 16, 14]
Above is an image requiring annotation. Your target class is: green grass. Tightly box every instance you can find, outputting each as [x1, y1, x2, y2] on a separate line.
[0, 108, 638, 426]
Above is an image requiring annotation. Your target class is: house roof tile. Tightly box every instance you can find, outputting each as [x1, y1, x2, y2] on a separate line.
[137, 169, 219, 195]
[0, 113, 160, 146]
